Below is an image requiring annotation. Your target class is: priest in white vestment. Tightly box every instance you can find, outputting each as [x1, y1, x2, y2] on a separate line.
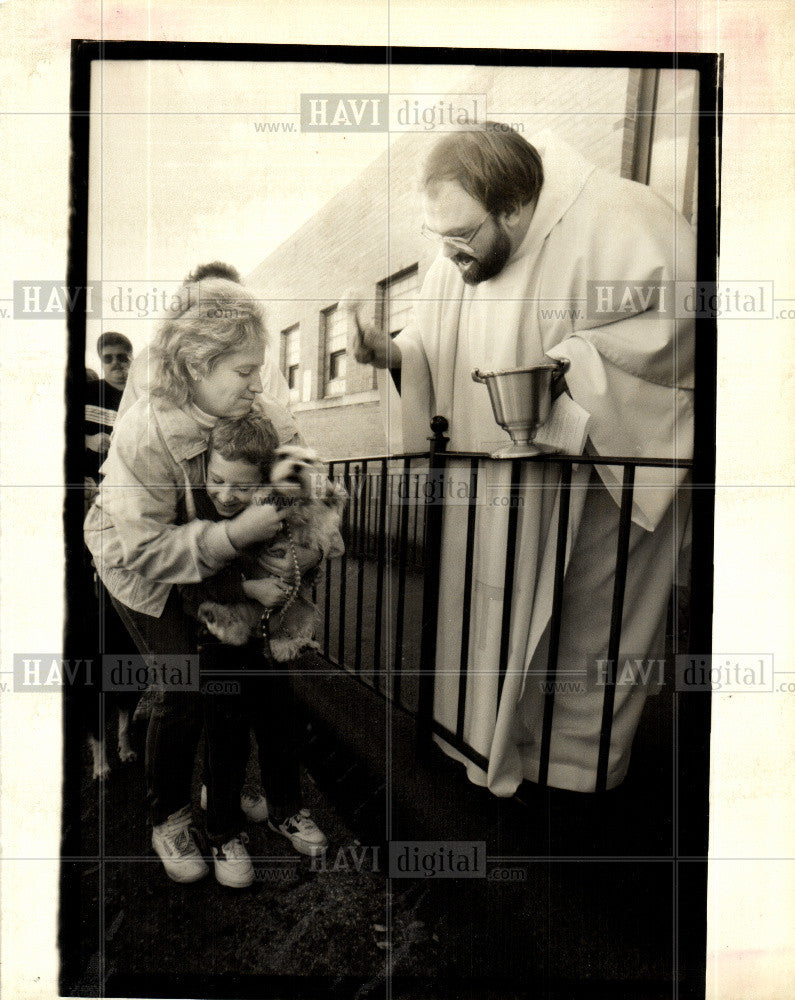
[354, 123, 695, 795]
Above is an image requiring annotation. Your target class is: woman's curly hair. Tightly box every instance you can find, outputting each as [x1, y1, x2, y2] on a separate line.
[150, 277, 266, 407]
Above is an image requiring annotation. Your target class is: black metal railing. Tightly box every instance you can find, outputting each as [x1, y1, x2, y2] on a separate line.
[338, 460, 428, 569]
[318, 417, 693, 794]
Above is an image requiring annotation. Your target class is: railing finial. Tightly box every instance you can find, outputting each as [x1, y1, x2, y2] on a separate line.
[429, 415, 449, 449]
[430, 414, 449, 434]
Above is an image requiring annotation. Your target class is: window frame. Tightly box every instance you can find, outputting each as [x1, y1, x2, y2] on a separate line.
[321, 303, 348, 398]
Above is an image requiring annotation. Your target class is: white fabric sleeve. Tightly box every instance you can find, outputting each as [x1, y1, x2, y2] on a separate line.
[391, 315, 434, 452]
[547, 337, 693, 531]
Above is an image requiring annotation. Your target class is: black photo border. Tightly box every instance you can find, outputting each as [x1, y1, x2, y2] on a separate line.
[63, 41, 721, 1000]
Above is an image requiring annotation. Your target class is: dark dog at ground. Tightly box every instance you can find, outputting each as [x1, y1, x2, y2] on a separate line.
[83, 691, 139, 780]
[80, 577, 142, 779]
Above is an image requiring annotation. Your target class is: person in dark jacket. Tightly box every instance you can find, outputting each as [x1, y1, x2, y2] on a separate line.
[85, 331, 133, 482]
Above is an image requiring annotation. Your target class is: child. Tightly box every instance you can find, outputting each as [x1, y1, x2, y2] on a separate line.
[181, 414, 334, 888]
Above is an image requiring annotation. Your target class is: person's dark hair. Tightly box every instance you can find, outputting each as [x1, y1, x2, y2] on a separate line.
[185, 261, 242, 284]
[97, 331, 133, 357]
[209, 414, 279, 479]
[86, 368, 100, 382]
[421, 122, 543, 216]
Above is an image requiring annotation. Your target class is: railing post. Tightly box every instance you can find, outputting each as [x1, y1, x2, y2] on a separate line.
[372, 457, 389, 691]
[416, 415, 449, 756]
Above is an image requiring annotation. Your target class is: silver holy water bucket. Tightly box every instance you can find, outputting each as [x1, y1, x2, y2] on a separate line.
[471, 358, 569, 457]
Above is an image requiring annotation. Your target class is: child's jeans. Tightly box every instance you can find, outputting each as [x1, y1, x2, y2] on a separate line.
[199, 633, 302, 846]
[242, 649, 303, 824]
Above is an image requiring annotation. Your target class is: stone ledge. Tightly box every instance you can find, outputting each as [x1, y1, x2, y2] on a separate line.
[292, 391, 380, 414]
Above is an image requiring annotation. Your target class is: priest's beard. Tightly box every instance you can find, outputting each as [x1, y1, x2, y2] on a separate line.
[452, 227, 512, 285]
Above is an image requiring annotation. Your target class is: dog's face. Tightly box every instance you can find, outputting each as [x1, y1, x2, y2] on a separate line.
[267, 445, 324, 503]
[250, 445, 347, 548]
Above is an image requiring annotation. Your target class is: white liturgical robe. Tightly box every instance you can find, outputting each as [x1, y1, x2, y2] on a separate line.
[387, 131, 695, 793]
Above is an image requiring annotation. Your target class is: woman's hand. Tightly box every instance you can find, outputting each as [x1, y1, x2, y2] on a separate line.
[225, 503, 285, 551]
[257, 543, 322, 579]
[242, 577, 291, 608]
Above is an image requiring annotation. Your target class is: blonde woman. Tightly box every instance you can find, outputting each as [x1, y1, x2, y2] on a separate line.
[85, 277, 322, 884]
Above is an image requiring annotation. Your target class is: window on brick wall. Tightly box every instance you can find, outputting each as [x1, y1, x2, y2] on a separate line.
[380, 264, 419, 339]
[281, 323, 300, 404]
[322, 305, 347, 397]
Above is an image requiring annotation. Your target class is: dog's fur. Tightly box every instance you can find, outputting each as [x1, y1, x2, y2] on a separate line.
[79, 582, 141, 779]
[197, 445, 345, 659]
[86, 693, 139, 780]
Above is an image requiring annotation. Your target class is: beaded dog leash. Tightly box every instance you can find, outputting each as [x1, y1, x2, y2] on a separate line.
[259, 521, 302, 651]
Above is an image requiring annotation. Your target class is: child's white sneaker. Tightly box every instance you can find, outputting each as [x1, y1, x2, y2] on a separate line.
[151, 805, 208, 883]
[268, 808, 328, 857]
[212, 833, 254, 888]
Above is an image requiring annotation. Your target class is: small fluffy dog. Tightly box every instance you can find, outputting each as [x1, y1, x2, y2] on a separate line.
[197, 445, 345, 659]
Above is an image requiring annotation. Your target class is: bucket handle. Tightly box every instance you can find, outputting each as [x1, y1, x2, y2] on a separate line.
[472, 357, 569, 384]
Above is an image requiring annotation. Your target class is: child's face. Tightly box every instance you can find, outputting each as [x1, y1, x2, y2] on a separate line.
[205, 450, 263, 518]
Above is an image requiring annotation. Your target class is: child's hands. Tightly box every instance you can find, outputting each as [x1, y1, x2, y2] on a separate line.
[242, 577, 291, 608]
[226, 503, 285, 550]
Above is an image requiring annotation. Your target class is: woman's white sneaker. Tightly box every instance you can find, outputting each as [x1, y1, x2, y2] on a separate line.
[211, 834, 254, 888]
[151, 806, 208, 883]
[268, 809, 328, 857]
[200, 785, 269, 822]
[240, 792, 269, 823]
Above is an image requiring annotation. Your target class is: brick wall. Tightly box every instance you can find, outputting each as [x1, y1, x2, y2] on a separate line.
[290, 399, 386, 460]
